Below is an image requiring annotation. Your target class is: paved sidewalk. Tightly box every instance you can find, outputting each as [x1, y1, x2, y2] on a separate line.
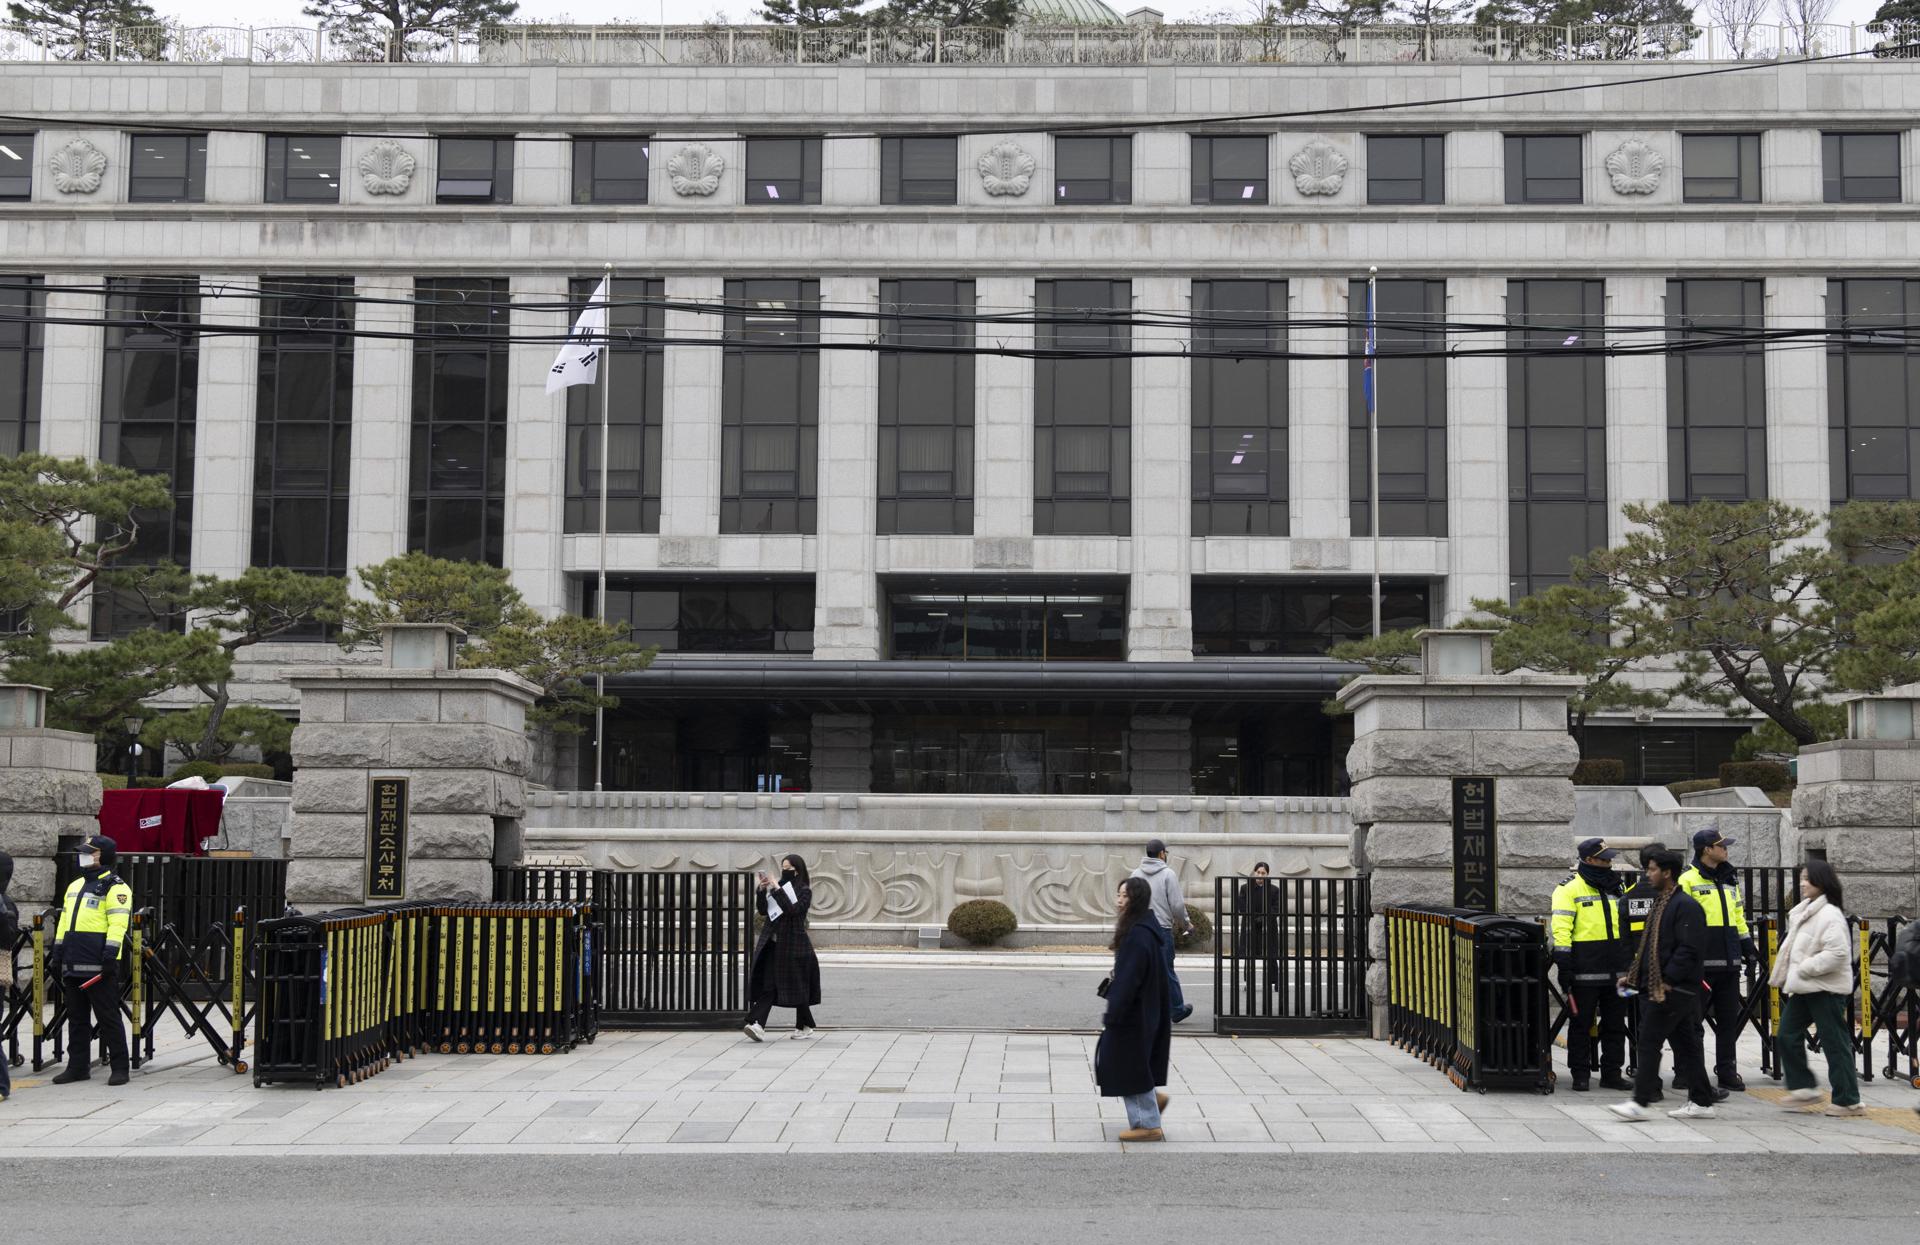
[4, 1022, 1916, 1157]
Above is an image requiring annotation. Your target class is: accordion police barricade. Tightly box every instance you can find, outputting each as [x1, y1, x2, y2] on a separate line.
[1385, 905, 1554, 1094]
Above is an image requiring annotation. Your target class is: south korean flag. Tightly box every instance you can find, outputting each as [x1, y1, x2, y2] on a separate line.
[545, 274, 610, 394]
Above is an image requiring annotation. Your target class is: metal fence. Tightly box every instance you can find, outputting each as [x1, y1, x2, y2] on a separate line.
[1386, 905, 1555, 1092]
[494, 867, 753, 1028]
[2, 21, 1914, 66]
[1212, 874, 1370, 1037]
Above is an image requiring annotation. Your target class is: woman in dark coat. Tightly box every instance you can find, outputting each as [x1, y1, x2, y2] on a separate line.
[746, 853, 822, 1042]
[1094, 875, 1173, 1142]
[1233, 862, 1283, 992]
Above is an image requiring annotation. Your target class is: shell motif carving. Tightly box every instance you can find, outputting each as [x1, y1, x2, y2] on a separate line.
[1605, 140, 1665, 196]
[976, 140, 1036, 198]
[667, 143, 725, 198]
[48, 138, 108, 195]
[357, 141, 417, 196]
[1288, 140, 1348, 197]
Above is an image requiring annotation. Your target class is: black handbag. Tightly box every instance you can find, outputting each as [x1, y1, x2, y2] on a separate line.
[1095, 975, 1112, 999]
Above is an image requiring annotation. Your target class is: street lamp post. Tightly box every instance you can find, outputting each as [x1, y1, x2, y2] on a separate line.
[124, 715, 143, 786]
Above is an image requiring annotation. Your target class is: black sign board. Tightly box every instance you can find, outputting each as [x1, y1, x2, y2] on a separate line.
[366, 776, 410, 901]
[1452, 775, 1497, 912]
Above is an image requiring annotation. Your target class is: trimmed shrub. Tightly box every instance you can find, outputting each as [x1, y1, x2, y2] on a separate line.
[1666, 778, 1720, 798]
[168, 761, 225, 783]
[946, 899, 1018, 947]
[1175, 908, 1214, 953]
[1572, 758, 1627, 786]
[218, 763, 277, 781]
[97, 773, 128, 790]
[1718, 760, 1790, 792]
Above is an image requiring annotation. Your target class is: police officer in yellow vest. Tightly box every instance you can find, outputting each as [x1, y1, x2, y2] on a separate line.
[1678, 825, 1755, 1091]
[1550, 837, 1632, 1092]
[50, 835, 132, 1086]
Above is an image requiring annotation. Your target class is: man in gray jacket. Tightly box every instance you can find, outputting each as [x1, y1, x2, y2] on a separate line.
[1131, 840, 1195, 1023]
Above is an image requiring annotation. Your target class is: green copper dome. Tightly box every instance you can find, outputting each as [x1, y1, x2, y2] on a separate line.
[1018, 0, 1126, 25]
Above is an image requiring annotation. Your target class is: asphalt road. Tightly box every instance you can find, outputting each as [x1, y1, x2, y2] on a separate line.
[11, 1154, 1917, 1244]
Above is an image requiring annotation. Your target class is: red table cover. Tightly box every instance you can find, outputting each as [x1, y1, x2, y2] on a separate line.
[96, 788, 226, 856]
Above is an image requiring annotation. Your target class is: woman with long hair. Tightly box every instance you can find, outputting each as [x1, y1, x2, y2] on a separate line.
[745, 853, 823, 1042]
[1094, 874, 1174, 1142]
[1769, 859, 1862, 1115]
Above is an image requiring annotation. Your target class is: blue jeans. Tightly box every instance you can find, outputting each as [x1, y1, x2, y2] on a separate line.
[1122, 1091, 1162, 1130]
[1152, 920, 1187, 1012]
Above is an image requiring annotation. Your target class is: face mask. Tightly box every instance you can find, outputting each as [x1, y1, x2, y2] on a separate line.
[78, 853, 97, 869]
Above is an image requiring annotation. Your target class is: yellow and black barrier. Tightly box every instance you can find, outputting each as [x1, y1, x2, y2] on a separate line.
[1385, 904, 1553, 1094]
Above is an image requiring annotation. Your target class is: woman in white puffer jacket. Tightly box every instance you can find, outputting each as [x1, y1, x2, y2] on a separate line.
[1768, 859, 1862, 1117]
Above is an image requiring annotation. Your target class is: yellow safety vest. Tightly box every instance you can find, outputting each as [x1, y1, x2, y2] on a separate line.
[1678, 865, 1749, 971]
[52, 871, 133, 977]
[1550, 873, 1624, 980]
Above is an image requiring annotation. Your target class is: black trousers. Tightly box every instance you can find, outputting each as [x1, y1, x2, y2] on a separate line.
[748, 995, 815, 1029]
[1566, 982, 1628, 1079]
[1698, 971, 1744, 1081]
[63, 974, 129, 1075]
[1631, 991, 1716, 1108]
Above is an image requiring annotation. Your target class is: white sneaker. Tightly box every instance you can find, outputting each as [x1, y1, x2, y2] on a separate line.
[1668, 1102, 1718, 1120]
[1783, 1088, 1824, 1108]
[1822, 1102, 1865, 1118]
[788, 1028, 817, 1040]
[743, 1022, 766, 1043]
[1608, 1101, 1651, 1122]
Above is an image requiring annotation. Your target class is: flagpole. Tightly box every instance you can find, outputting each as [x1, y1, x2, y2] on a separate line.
[1367, 266, 1381, 640]
[594, 263, 613, 794]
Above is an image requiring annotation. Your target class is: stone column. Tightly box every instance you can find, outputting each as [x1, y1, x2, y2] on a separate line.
[1288, 275, 1350, 548]
[1128, 276, 1191, 661]
[1606, 275, 1667, 544]
[0, 686, 100, 908]
[658, 275, 722, 566]
[39, 274, 105, 462]
[504, 273, 569, 616]
[813, 276, 881, 659]
[1766, 276, 1830, 520]
[1790, 692, 1920, 919]
[189, 277, 261, 580]
[286, 625, 537, 908]
[1445, 277, 1508, 621]
[345, 274, 414, 575]
[973, 275, 1034, 564]
[809, 712, 873, 793]
[1128, 714, 1192, 796]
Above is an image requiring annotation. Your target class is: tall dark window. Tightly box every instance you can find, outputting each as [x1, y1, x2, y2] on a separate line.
[436, 137, 514, 204]
[1192, 280, 1286, 536]
[253, 278, 354, 591]
[572, 137, 650, 204]
[721, 280, 818, 534]
[0, 277, 42, 455]
[1829, 279, 1920, 503]
[881, 136, 958, 205]
[886, 580, 1125, 661]
[410, 278, 508, 564]
[1054, 135, 1132, 205]
[1190, 135, 1268, 204]
[585, 577, 815, 653]
[0, 134, 33, 200]
[1508, 279, 1606, 600]
[1191, 579, 1432, 655]
[872, 714, 1129, 795]
[1681, 133, 1760, 203]
[1504, 134, 1582, 204]
[566, 277, 663, 534]
[1667, 279, 1766, 503]
[1367, 134, 1443, 205]
[745, 138, 822, 205]
[1349, 279, 1446, 536]
[1036, 279, 1130, 536]
[1823, 133, 1901, 204]
[879, 279, 973, 535]
[264, 135, 342, 204]
[127, 134, 207, 203]
[95, 276, 199, 636]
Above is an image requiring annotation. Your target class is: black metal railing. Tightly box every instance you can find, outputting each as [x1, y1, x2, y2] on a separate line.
[1388, 904, 1554, 1092]
[1212, 875, 1370, 1037]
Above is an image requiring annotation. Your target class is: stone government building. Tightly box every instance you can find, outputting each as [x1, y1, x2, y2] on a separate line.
[5, 23, 1920, 814]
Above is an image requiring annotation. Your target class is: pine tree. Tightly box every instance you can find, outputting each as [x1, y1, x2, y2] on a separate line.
[870, 0, 1018, 26]
[755, 0, 868, 26]
[1868, 0, 1920, 56]
[300, 0, 521, 63]
[4, 0, 164, 61]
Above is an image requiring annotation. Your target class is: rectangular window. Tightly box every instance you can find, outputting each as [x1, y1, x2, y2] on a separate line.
[886, 580, 1125, 661]
[1348, 278, 1447, 537]
[565, 277, 663, 534]
[745, 137, 822, 205]
[1508, 280, 1607, 601]
[1190, 135, 1269, 204]
[252, 279, 353, 626]
[1054, 135, 1132, 205]
[1191, 579, 1432, 656]
[264, 135, 342, 204]
[1035, 279, 1130, 536]
[1681, 133, 1760, 203]
[881, 136, 958, 205]
[1191, 280, 1287, 536]
[436, 137, 514, 204]
[572, 137, 650, 205]
[872, 713, 1130, 795]
[0, 277, 42, 456]
[1667, 279, 1766, 504]
[1823, 132, 1901, 204]
[127, 133, 207, 203]
[1828, 278, 1920, 503]
[1366, 134, 1443, 206]
[95, 276, 199, 637]
[585, 577, 815, 654]
[410, 278, 508, 564]
[0, 133, 32, 200]
[1504, 134, 1582, 205]
[721, 280, 818, 534]
[879, 279, 974, 535]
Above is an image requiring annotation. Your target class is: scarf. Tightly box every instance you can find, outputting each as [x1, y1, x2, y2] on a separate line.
[1625, 886, 1674, 1003]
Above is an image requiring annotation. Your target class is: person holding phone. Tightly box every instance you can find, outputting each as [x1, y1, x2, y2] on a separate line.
[745, 853, 822, 1042]
[1095, 875, 1173, 1143]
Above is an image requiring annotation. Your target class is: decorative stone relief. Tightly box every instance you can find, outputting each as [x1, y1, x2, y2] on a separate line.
[48, 138, 107, 195]
[1287, 140, 1348, 197]
[1604, 140, 1665, 195]
[976, 140, 1036, 197]
[667, 143, 725, 197]
[357, 141, 417, 196]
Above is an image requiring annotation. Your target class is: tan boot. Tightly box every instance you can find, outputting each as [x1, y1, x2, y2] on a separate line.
[1119, 1127, 1165, 1143]
[1155, 1091, 1171, 1112]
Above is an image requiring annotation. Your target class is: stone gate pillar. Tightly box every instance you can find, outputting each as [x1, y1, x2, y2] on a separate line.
[286, 624, 539, 908]
[0, 685, 100, 907]
[1790, 691, 1920, 918]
